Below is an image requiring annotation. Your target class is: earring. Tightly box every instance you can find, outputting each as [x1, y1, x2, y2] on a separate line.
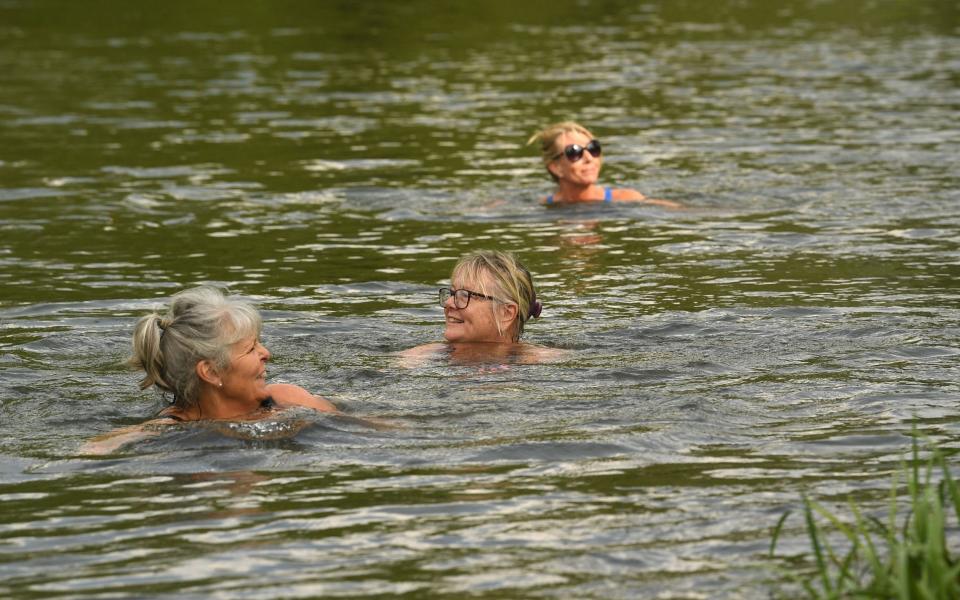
[218, 382, 223, 388]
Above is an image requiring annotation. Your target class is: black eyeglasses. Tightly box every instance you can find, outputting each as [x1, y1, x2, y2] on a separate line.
[553, 139, 602, 163]
[439, 287, 502, 309]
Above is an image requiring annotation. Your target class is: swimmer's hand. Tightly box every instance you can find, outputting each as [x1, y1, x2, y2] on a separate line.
[640, 197, 683, 209]
[614, 189, 683, 208]
[78, 419, 171, 456]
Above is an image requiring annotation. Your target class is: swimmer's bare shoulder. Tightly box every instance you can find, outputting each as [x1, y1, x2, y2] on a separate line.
[268, 382, 338, 413]
[612, 188, 683, 208]
[273, 382, 398, 431]
[518, 344, 569, 364]
[268, 383, 387, 430]
[396, 342, 446, 368]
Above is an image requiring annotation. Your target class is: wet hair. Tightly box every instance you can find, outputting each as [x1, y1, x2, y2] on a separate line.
[451, 250, 542, 342]
[128, 285, 262, 409]
[526, 121, 596, 182]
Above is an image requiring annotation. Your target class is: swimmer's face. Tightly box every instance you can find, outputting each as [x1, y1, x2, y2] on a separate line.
[218, 334, 271, 404]
[443, 271, 515, 343]
[547, 130, 602, 186]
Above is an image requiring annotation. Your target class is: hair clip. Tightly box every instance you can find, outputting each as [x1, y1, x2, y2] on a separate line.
[529, 299, 542, 319]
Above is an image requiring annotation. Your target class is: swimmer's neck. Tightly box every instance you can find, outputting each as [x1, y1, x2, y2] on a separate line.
[551, 182, 605, 203]
[446, 340, 522, 358]
[168, 391, 272, 421]
[447, 340, 521, 348]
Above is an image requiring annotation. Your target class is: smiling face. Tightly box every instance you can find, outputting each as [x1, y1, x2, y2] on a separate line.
[547, 130, 602, 186]
[443, 271, 515, 343]
[218, 334, 271, 405]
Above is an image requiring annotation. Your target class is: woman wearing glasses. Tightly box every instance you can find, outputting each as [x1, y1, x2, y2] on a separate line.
[400, 250, 562, 365]
[527, 121, 680, 207]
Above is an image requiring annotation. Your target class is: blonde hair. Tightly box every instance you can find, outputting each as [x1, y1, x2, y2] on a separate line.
[526, 121, 596, 182]
[451, 250, 541, 342]
[128, 286, 262, 409]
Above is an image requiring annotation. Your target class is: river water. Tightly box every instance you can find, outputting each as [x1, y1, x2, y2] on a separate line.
[1, 1, 958, 597]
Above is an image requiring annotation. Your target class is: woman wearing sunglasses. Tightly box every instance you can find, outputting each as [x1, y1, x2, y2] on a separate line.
[527, 121, 680, 207]
[399, 250, 562, 366]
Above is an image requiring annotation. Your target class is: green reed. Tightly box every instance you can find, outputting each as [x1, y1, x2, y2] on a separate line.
[770, 433, 960, 599]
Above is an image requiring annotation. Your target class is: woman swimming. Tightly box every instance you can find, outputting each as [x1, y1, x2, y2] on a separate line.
[82, 286, 337, 454]
[527, 121, 680, 208]
[400, 250, 562, 365]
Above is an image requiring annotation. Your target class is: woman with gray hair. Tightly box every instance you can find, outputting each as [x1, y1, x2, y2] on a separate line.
[83, 286, 336, 453]
[527, 121, 680, 208]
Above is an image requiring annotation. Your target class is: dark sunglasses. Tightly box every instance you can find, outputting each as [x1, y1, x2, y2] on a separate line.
[553, 139, 602, 163]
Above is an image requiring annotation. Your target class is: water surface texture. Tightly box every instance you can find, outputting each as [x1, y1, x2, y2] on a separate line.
[1, 1, 958, 597]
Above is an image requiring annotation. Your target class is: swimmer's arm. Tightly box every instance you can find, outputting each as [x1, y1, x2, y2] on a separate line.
[612, 188, 683, 208]
[267, 382, 338, 413]
[78, 418, 173, 456]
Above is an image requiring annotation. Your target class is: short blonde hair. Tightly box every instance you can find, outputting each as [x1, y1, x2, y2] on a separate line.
[451, 250, 541, 342]
[128, 286, 262, 409]
[526, 121, 595, 182]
